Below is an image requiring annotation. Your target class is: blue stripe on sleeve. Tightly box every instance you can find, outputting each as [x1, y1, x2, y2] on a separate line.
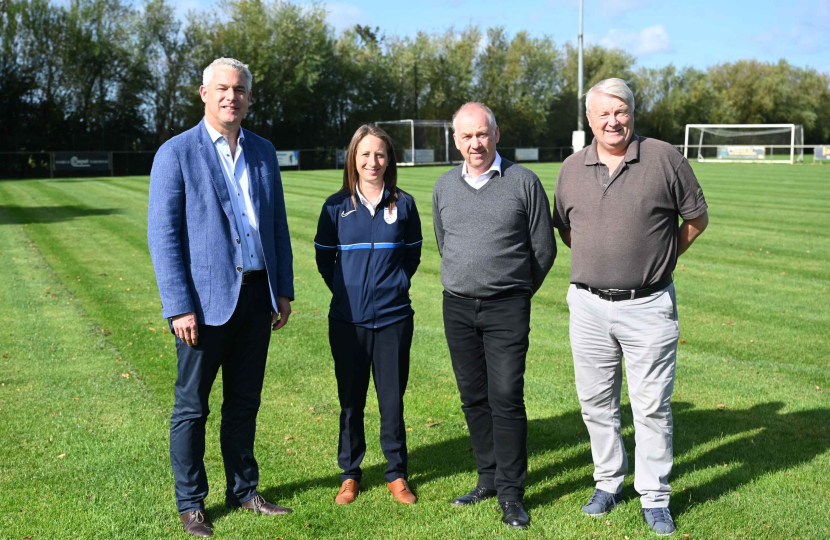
[338, 243, 373, 251]
[374, 241, 405, 249]
[335, 241, 406, 251]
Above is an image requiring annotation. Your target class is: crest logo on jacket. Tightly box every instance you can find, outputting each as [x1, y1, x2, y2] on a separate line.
[384, 206, 398, 224]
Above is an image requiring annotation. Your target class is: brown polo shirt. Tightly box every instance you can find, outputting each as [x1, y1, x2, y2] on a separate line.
[552, 135, 708, 290]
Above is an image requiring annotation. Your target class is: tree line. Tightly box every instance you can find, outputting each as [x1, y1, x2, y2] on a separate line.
[2, 0, 829, 155]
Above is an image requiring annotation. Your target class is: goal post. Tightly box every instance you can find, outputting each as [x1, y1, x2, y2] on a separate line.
[375, 120, 456, 166]
[683, 124, 804, 164]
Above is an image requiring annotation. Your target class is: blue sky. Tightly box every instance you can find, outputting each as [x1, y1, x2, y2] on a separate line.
[178, 0, 830, 74]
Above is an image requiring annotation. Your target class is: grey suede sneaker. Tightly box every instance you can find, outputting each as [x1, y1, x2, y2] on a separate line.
[581, 488, 623, 516]
[642, 507, 676, 536]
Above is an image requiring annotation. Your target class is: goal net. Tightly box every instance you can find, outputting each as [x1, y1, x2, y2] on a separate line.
[375, 120, 456, 166]
[684, 124, 804, 164]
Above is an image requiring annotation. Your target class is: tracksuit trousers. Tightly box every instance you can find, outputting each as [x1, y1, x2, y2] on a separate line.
[330, 316, 414, 483]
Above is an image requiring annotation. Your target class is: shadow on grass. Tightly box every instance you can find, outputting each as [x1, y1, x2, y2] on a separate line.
[208, 401, 829, 521]
[0, 205, 122, 225]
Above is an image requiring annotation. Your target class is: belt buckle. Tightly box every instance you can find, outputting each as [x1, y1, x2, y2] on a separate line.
[630, 289, 635, 300]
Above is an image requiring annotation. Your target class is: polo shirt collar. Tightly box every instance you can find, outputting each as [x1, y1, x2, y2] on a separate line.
[583, 135, 640, 166]
[462, 152, 503, 178]
[204, 118, 245, 145]
[355, 185, 389, 211]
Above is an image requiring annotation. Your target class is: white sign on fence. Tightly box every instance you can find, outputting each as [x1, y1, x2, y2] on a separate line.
[276, 151, 299, 167]
[403, 149, 435, 163]
[717, 146, 765, 160]
[814, 146, 830, 161]
[515, 148, 539, 162]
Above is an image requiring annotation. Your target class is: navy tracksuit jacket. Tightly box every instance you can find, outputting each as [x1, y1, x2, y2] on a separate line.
[314, 188, 422, 328]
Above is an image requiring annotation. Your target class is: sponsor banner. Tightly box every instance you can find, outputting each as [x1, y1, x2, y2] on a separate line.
[515, 148, 539, 162]
[336, 149, 347, 165]
[717, 146, 765, 160]
[814, 146, 830, 161]
[53, 152, 110, 171]
[276, 150, 299, 167]
[403, 149, 435, 163]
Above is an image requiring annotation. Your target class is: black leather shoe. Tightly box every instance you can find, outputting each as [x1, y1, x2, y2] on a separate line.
[500, 501, 530, 529]
[451, 486, 498, 507]
[179, 510, 214, 537]
[227, 494, 292, 515]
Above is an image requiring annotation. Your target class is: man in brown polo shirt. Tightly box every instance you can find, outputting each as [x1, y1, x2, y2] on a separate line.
[553, 78, 708, 535]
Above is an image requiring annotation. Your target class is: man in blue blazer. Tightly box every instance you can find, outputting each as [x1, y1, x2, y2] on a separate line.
[148, 58, 294, 537]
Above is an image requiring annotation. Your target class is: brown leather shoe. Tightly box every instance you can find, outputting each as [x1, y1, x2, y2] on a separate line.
[387, 478, 417, 504]
[179, 510, 213, 537]
[228, 494, 292, 515]
[335, 479, 360, 505]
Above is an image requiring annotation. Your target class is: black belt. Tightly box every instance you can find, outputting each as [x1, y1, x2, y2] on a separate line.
[443, 289, 530, 301]
[574, 276, 673, 302]
[242, 270, 267, 285]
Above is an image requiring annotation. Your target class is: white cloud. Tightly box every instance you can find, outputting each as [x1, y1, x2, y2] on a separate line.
[325, 2, 364, 34]
[752, 24, 828, 55]
[599, 24, 672, 56]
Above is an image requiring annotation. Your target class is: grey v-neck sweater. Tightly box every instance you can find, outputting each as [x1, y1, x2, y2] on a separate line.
[432, 158, 556, 297]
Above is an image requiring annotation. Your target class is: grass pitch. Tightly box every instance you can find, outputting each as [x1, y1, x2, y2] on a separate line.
[0, 162, 828, 539]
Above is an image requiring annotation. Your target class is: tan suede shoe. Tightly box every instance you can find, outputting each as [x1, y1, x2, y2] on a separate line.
[387, 478, 417, 504]
[335, 479, 360, 505]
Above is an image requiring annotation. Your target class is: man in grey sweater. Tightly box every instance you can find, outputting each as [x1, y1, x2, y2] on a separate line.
[432, 102, 556, 529]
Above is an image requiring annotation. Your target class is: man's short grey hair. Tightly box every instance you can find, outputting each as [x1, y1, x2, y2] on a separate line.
[202, 58, 253, 92]
[452, 102, 498, 132]
[585, 78, 635, 117]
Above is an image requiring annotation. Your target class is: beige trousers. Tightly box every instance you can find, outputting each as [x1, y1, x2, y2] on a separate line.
[567, 283, 679, 508]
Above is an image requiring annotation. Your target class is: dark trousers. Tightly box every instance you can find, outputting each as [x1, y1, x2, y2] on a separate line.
[169, 279, 272, 514]
[442, 292, 531, 503]
[329, 316, 413, 483]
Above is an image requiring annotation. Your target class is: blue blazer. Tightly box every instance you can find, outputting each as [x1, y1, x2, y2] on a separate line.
[148, 119, 294, 326]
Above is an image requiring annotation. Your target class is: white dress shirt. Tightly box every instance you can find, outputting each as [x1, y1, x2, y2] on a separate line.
[461, 152, 503, 189]
[204, 121, 265, 272]
[356, 185, 384, 217]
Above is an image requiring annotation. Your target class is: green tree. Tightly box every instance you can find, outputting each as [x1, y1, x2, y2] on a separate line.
[474, 28, 563, 146]
[61, 0, 141, 149]
[548, 43, 636, 147]
[631, 64, 714, 143]
[137, 0, 189, 146]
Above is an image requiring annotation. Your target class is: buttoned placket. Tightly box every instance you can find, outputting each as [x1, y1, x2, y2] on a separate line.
[208, 126, 265, 273]
[597, 161, 628, 195]
[219, 136, 254, 267]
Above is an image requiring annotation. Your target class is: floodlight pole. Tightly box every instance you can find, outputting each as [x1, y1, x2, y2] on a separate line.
[577, 0, 584, 132]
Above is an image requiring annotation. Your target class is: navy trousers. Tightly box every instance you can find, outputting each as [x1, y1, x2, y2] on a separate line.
[169, 279, 272, 514]
[442, 292, 531, 503]
[329, 316, 413, 483]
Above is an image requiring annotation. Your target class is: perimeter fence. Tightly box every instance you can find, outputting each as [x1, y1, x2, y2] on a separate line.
[1, 146, 827, 180]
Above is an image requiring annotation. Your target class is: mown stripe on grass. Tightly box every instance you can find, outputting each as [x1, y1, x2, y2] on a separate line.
[0, 215, 177, 539]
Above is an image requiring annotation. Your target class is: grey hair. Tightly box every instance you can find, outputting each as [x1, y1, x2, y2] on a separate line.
[585, 78, 635, 116]
[452, 102, 498, 132]
[202, 58, 253, 91]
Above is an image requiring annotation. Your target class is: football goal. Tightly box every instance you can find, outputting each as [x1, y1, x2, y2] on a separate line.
[684, 124, 804, 164]
[375, 120, 456, 166]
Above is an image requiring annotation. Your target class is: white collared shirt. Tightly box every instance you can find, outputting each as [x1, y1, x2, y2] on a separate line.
[356, 185, 384, 217]
[204, 120, 265, 272]
[461, 152, 502, 189]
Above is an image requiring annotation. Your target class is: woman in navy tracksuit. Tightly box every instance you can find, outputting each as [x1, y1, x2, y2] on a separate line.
[314, 124, 422, 505]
